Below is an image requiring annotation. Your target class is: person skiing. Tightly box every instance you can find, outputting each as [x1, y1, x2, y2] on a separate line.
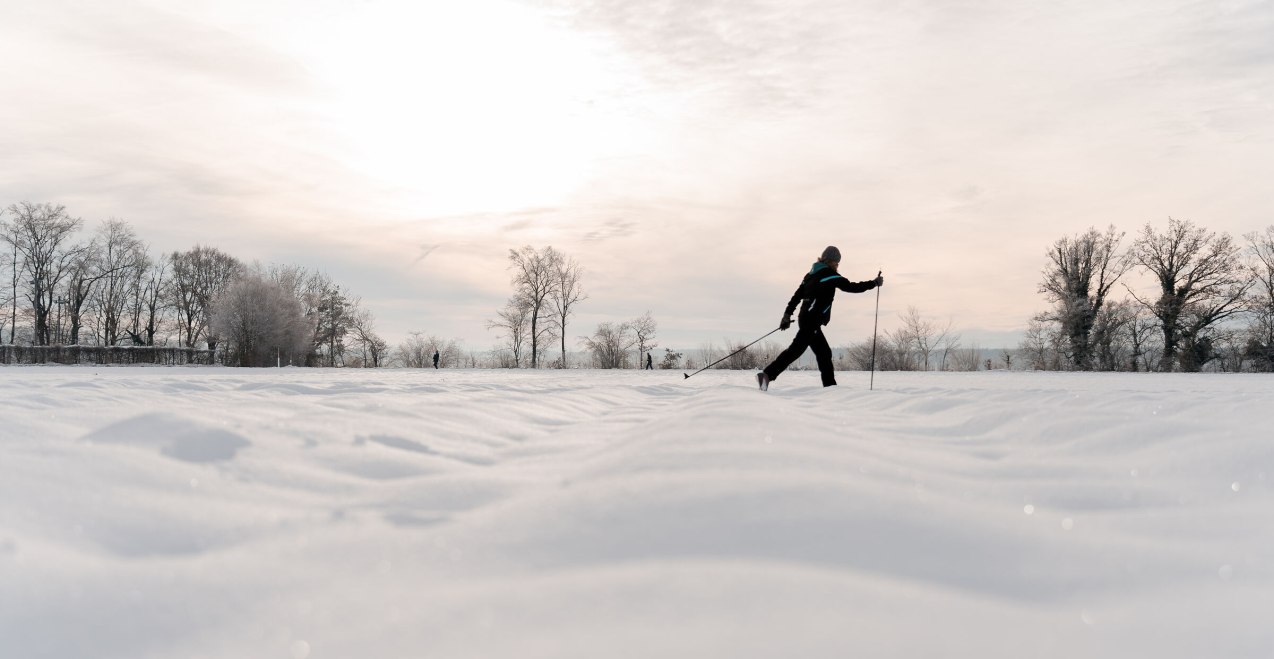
[757, 246, 882, 390]
[432, 350, 440, 369]
[645, 352, 653, 370]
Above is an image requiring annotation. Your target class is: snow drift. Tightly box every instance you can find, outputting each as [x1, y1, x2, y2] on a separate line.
[1, 367, 1270, 658]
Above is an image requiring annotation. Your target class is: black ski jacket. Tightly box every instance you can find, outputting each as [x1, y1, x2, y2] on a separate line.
[783, 262, 877, 327]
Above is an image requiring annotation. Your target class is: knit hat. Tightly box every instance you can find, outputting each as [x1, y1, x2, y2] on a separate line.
[820, 246, 841, 263]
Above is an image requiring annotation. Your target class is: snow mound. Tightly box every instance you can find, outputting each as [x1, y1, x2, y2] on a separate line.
[83, 413, 252, 463]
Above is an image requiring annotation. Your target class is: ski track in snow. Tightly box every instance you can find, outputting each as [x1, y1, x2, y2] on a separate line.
[1, 367, 1272, 658]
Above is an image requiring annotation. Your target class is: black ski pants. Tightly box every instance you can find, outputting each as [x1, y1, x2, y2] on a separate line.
[763, 318, 836, 387]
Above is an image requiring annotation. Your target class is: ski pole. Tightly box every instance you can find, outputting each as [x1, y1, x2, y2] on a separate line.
[684, 327, 783, 380]
[869, 270, 881, 391]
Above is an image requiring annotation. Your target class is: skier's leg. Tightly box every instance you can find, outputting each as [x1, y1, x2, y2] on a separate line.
[810, 328, 836, 386]
[763, 327, 813, 381]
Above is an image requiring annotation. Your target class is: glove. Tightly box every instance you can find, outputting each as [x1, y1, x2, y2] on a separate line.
[779, 316, 792, 331]
[873, 273, 884, 287]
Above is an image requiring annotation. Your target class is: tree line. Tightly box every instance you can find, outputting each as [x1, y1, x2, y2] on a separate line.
[0, 211, 668, 370]
[1, 201, 386, 367]
[685, 216, 1274, 375]
[1023, 217, 1274, 372]
[486, 245, 666, 369]
[45, 202, 1247, 374]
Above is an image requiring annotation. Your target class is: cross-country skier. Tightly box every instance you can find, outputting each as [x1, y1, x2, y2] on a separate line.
[757, 246, 883, 390]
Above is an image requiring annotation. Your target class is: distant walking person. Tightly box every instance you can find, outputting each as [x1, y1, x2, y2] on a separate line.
[758, 246, 882, 390]
[645, 352, 653, 370]
[432, 350, 440, 369]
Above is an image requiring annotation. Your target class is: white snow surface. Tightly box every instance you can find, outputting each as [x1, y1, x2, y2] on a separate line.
[2, 366, 1272, 658]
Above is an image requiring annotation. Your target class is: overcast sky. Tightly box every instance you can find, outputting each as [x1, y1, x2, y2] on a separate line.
[3, 0, 1273, 352]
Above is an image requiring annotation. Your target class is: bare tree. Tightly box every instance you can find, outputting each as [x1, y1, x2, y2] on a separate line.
[423, 335, 463, 368]
[1, 227, 12, 343]
[265, 265, 364, 367]
[4, 221, 16, 344]
[936, 330, 962, 371]
[169, 245, 241, 349]
[63, 219, 147, 345]
[210, 269, 310, 367]
[1090, 299, 1137, 371]
[395, 332, 462, 369]
[168, 258, 199, 337]
[949, 343, 982, 371]
[490, 347, 521, 369]
[898, 308, 930, 370]
[1129, 218, 1251, 372]
[1039, 226, 1133, 370]
[697, 341, 720, 372]
[716, 337, 763, 370]
[877, 329, 915, 371]
[758, 339, 784, 369]
[629, 311, 658, 368]
[349, 309, 388, 367]
[1020, 313, 1065, 370]
[93, 221, 148, 345]
[842, 340, 876, 370]
[1243, 226, 1274, 371]
[269, 265, 330, 365]
[549, 252, 586, 367]
[62, 242, 101, 344]
[896, 306, 955, 370]
[488, 296, 532, 367]
[395, 331, 431, 368]
[580, 321, 634, 368]
[1211, 327, 1247, 373]
[127, 256, 168, 346]
[1, 202, 88, 345]
[1126, 308, 1160, 372]
[506, 246, 560, 368]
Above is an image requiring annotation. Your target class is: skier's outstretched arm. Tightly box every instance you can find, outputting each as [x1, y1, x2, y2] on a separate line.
[835, 272, 883, 294]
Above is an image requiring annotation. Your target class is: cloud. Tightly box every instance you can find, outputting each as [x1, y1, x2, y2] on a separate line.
[501, 219, 536, 232]
[13, 1, 313, 92]
[581, 219, 637, 243]
[0, 1, 337, 225]
[548, 0, 862, 116]
[410, 244, 442, 266]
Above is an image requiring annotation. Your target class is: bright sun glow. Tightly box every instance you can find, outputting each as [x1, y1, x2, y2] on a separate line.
[288, 0, 641, 218]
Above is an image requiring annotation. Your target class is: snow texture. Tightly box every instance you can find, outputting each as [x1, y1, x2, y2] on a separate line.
[1, 367, 1271, 658]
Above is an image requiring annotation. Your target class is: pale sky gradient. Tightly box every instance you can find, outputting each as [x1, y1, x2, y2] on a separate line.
[3, 0, 1273, 352]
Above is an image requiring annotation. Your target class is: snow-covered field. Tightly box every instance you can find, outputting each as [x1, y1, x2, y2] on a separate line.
[1, 366, 1271, 658]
